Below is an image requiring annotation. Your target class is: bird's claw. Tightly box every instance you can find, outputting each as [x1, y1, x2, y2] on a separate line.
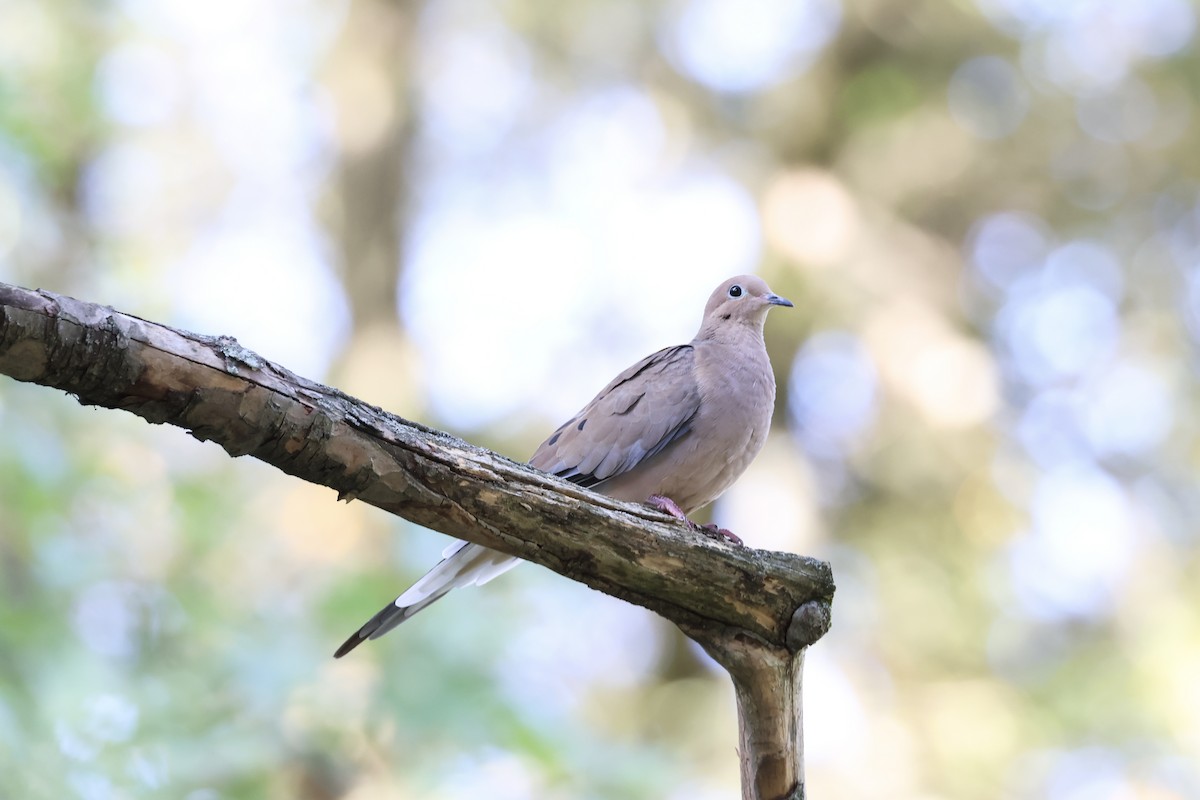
[648, 494, 688, 520]
[700, 523, 743, 546]
[647, 494, 744, 546]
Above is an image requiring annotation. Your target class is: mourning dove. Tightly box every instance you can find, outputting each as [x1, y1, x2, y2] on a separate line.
[334, 274, 792, 657]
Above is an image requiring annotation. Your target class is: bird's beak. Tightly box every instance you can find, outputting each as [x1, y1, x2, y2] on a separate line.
[767, 294, 794, 308]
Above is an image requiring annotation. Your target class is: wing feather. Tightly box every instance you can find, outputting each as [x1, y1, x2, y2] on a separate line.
[528, 344, 700, 489]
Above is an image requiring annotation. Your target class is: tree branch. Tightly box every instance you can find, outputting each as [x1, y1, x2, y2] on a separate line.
[0, 282, 834, 799]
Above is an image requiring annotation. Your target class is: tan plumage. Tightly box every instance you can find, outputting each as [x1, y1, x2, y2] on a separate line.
[335, 275, 792, 657]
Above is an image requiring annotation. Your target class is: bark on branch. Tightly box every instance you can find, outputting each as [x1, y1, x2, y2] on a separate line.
[0, 282, 835, 800]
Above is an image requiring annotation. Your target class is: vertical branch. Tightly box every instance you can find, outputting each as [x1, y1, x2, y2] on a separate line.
[732, 649, 805, 800]
[684, 600, 831, 800]
[321, 0, 418, 331]
[698, 638, 804, 800]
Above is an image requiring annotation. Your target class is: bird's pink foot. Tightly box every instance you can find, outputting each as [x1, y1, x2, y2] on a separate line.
[647, 494, 689, 521]
[647, 495, 744, 546]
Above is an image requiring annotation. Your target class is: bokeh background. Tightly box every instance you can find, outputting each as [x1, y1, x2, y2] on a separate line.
[2, 0, 1198, 797]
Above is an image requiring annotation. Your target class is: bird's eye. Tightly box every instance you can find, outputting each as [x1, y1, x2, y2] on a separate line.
[728, 285, 743, 298]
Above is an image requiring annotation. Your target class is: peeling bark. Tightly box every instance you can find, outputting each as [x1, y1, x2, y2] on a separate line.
[0, 281, 835, 799]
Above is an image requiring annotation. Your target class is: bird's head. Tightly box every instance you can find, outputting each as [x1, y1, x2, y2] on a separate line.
[699, 275, 793, 338]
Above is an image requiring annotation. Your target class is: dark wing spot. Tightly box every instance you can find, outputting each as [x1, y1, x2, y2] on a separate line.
[553, 417, 576, 434]
[558, 468, 602, 488]
[721, 313, 731, 321]
[547, 432, 561, 446]
[577, 418, 587, 431]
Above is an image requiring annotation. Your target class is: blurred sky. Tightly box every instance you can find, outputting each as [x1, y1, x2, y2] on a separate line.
[2, 0, 1200, 797]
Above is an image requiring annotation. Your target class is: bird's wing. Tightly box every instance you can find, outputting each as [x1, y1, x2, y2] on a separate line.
[528, 344, 701, 489]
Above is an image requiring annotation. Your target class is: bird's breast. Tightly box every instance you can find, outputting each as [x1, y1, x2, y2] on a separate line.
[670, 343, 776, 510]
[595, 336, 778, 514]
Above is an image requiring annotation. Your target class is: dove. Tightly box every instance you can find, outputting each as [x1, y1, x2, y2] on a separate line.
[334, 274, 792, 657]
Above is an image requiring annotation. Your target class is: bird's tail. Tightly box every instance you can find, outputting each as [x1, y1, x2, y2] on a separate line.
[333, 540, 519, 658]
